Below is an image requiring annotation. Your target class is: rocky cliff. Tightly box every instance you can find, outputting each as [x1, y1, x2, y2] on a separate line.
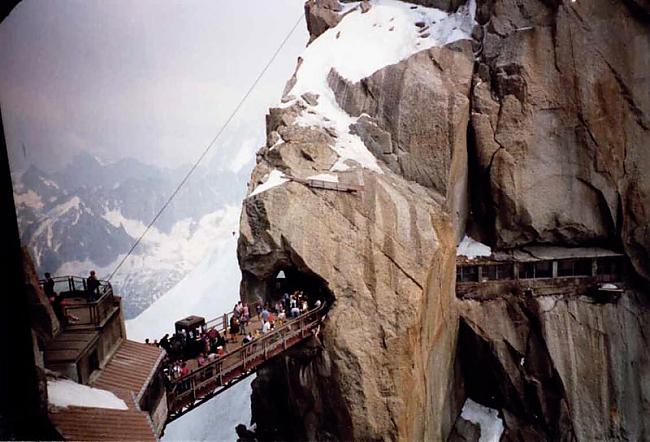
[238, 0, 649, 440]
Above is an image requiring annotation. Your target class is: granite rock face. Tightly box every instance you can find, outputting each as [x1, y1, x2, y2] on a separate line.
[305, 0, 345, 42]
[238, 0, 650, 440]
[469, 0, 650, 279]
[328, 41, 475, 240]
[239, 147, 460, 440]
[457, 291, 650, 441]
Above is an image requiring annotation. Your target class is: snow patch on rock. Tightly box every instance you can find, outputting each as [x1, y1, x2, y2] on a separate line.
[457, 235, 492, 259]
[249, 170, 289, 197]
[307, 173, 339, 182]
[460, 398, 504, 442]
[284, 0, 476, 174]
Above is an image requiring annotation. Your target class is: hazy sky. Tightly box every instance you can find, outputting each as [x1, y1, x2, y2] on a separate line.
[0, 0, 308, 172]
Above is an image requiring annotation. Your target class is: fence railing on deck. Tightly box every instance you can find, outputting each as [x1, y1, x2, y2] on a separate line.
[40, 276, 114, 327]
[166, 302, 325, 421]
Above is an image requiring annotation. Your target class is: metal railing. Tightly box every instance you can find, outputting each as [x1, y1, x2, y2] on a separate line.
[166, 302, 326, 421]
[40, 276, 115, 327]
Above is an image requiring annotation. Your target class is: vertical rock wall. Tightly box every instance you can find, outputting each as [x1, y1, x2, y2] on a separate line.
[469, 0, 650, 279]
[238, 0, 650, 440]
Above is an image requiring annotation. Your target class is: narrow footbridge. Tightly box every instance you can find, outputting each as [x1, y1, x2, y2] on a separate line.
[165, 303, 326, 422]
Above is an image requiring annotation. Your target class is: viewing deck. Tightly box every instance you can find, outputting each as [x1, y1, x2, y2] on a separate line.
[41, 276, 116, 329]
[456, 247, 626, 300]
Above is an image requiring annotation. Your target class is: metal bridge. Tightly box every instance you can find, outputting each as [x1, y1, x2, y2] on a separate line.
[165, 302, 326, 422]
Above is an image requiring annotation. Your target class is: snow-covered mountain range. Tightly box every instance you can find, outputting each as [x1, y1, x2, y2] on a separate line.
[14, 152, 247, 318]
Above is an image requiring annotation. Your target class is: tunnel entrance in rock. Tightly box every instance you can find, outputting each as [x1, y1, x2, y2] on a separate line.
[267, 267, 334, 309]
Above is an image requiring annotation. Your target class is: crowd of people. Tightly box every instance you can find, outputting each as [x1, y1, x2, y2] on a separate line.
[151, 290, 322, 386]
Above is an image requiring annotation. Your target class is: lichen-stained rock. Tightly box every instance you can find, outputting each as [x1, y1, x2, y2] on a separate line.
[327, 41, 475, 241]
[470, 0, 650, 279]
[457, 291, 650, 441]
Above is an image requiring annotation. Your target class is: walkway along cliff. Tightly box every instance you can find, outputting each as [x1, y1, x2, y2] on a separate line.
[237, 0, 650, 440]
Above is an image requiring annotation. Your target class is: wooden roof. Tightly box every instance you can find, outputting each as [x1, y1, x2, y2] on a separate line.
[49, 406, 156, 441]
[92, 340, 164, 401]
[44, 330, 98, 364]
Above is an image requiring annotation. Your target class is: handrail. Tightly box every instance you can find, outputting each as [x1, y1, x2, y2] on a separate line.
[41, 275, 115, 327]
[166, 302, 326, 419]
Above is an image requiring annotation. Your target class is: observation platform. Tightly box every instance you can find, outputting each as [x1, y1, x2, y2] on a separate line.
[456, 246, 626, 300]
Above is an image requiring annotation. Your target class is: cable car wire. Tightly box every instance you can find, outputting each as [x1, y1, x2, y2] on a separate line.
[106, 13, 305, 282]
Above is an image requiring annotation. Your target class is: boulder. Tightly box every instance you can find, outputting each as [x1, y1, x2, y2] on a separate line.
[305, 0, 345, 42]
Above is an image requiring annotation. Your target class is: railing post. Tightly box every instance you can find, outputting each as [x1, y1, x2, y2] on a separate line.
[242, 347, 246, 371]
[263, 340, 267, 360]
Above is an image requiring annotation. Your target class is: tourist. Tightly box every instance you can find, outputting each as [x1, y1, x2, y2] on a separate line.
[242, 303, 250, 319]
[160, 334, 170, 352]
[302, 299, 308, 312]
[240, 314, 248, 335]
[262, 320, 271, 334]
[291, 305, 300, 318]
[86, 270, 100, 301]
[197, 353, 207, 367]
[180, 362, 189, 377]
[207, 352, 218, 362]
[261, 306, 270, 323]
[153, 339, 159, 347]
[145, 338, 151, 345]
[290, 292, 299, 309]
[229, 315, 240, 341]
[243, 333, 253, 344]
[315, 299, 322, 308]
[43, 272, 56, 300]
[256, 303, 262, 319]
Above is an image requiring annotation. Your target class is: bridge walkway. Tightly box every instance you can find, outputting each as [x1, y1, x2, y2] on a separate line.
[165, 303, 326, 423]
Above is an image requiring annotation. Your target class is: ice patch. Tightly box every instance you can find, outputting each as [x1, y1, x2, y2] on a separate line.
[249, 169, 289, 197]
[48, 379, 127, 410]
[457, 235, 492, 259]
[460, 398, 504, 442]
